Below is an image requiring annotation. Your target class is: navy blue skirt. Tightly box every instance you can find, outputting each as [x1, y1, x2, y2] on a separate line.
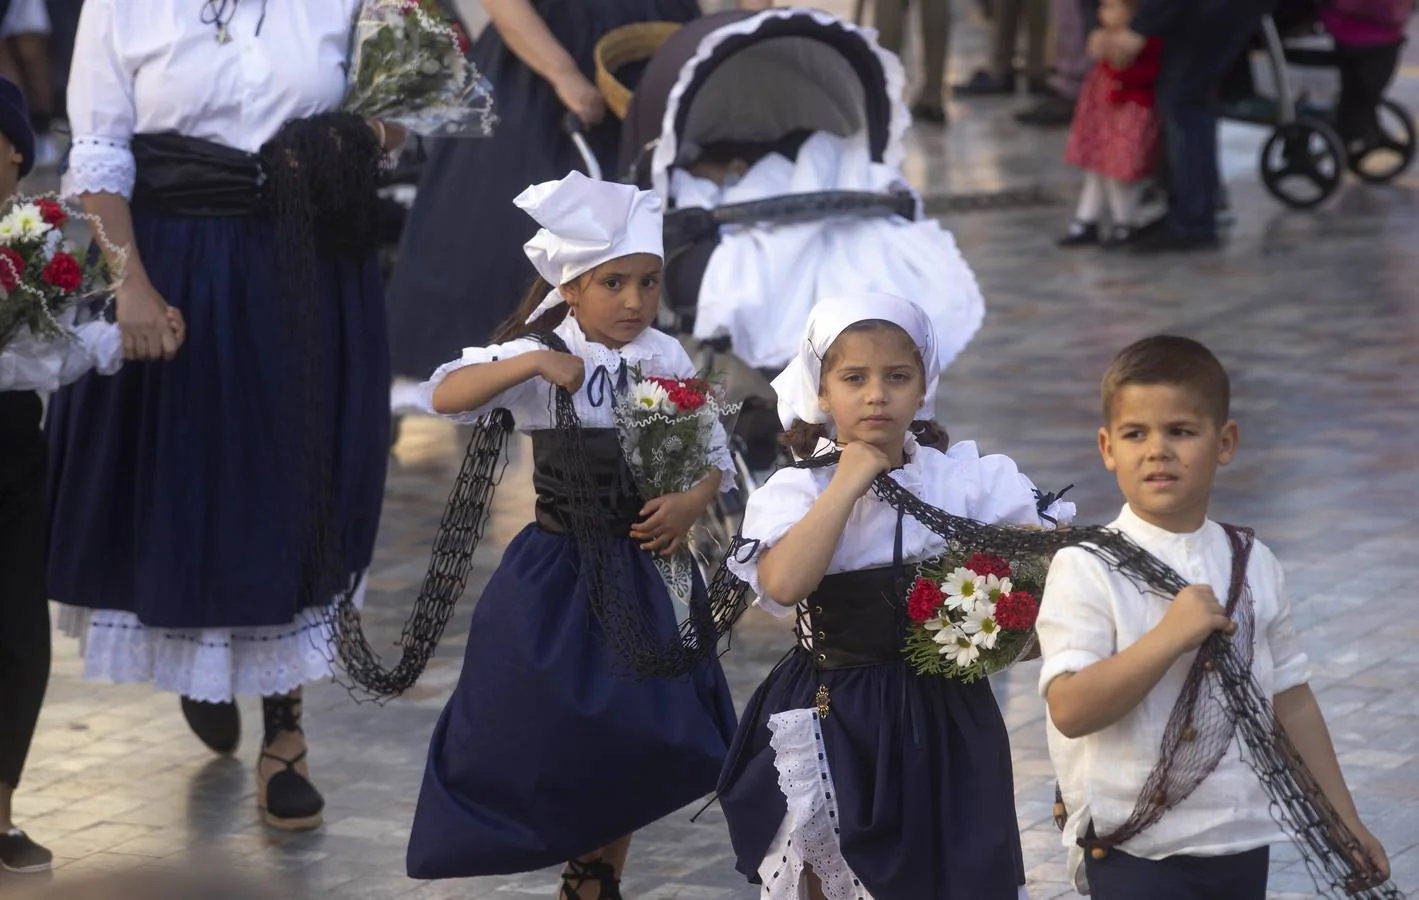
[45, 210, 390, 628]
[406, 524, 737, 878]
[717, 652, 1026, 899]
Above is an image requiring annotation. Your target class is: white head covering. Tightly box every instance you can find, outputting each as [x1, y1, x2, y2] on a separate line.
[516, 171, 664, 323]
[770, 293, 943, 430]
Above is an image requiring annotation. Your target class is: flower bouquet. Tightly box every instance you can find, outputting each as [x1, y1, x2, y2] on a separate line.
[614, 369, 738, 603]
[0, 195, 124, 392]
[343, 0, 496, 137]
[903, 549, 1048, 682]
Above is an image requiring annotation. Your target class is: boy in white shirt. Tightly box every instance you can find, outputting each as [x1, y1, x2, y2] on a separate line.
[1036, 335, 1389, 898]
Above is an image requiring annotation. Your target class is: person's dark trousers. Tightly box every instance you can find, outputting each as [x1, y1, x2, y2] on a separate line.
[1153, 0, 1272, 240]
[1081, 0, 1099, 30]
[1084, 845, 1270, 900]
[44, 0, 83, 122]
[0, 391, 51, 794]
[1334, 41, 1404, 146]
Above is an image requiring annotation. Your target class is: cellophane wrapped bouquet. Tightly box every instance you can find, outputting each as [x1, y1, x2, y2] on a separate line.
[343, 0, 496, 137]
[0, 195, 123, 392]
[614, 368, 738, 602]
[903, 549, 1048, 682]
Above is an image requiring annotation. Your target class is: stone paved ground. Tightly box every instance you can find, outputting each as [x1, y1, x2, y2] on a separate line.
[8, 5, 1419, 899]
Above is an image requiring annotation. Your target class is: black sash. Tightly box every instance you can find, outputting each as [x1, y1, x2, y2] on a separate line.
[802, 565, 908, 670]
[531, 429, 645, 536]
[131, 133, 266, 217]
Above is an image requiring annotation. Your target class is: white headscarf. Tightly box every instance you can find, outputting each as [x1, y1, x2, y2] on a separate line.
[770, 293, 943, 430]
[516, 171, 664, 323]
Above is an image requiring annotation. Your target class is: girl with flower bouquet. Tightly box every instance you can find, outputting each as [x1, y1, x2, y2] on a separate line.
[406, 171, 736, 899]
[717, 294, 1075, 900]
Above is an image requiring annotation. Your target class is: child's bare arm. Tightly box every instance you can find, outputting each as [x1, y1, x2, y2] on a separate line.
[1274, 684, 1390, 882]
[1048, 585, 1232, 738]
[756, 443, 888, 606]
[430, 350, 581, 415]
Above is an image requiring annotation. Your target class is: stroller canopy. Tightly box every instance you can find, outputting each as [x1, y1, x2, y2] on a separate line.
[619, 8, 911, 199]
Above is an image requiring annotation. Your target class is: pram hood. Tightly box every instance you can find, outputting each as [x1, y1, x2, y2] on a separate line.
[617, 8, 911, 201]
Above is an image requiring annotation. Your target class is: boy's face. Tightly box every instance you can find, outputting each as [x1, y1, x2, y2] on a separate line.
[1099, 383, 1239, 533]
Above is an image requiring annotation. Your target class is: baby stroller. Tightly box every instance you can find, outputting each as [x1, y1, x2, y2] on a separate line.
[578, 8, 987, 569]
[1222, 3, 1416, 209]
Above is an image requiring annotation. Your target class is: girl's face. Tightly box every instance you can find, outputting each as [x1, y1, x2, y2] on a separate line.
[0, 133, 20, 197]
[819, 327, 925, 459]
[563, 253, 662, 349]
[1099, 0, 1132, 30]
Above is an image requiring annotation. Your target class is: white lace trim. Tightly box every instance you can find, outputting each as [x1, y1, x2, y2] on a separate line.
[759, 708, 874, 900]
[62, 137, 136, 199]
[55, 578, 366, 703]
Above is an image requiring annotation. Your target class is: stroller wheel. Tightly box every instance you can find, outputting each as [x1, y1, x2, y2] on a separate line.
[1259, 118, 1344, 209]
[1348, 99, 1417, 185]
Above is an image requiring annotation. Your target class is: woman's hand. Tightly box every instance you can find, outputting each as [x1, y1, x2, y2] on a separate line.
[631, 489, 709, 556]
[116, 278, 180, 361]
[536, 350, 586, 393]
[553, 70, 606, 127]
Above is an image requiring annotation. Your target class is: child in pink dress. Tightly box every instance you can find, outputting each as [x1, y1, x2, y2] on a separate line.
[1059, 0, 1163, 247]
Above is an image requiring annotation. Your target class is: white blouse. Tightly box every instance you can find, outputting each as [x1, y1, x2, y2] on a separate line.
[730, 434, 1077, 611]
[419, 316, 737, 487]
[63, 0, 360, 199]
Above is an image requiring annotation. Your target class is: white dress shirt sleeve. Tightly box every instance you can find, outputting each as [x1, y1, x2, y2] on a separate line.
[1037, 547, 1119, 698]
[728, 467, 823, 615]
[951, 443, 1077, 527]
[62, 0, 138, 199]
[1262, 550, 1312, 694]
[417, 338, 546, 425]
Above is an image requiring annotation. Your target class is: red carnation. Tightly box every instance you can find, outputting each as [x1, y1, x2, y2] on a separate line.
[41, 252, 83, 293]
[451, 23, 470, 54]
[907, 577, 945, 624]
[994, 591, 1039, 632]
[668, 385, 706, 412]
[0, 247, 25, 291]
[35, 198, 67, 228]
[965, 552, 1012, 580]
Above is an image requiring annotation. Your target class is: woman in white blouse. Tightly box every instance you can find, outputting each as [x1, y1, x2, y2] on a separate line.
[47, 0, 402, 830]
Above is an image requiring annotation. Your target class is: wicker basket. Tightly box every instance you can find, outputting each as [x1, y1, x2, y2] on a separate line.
[594, 21, 682, 120]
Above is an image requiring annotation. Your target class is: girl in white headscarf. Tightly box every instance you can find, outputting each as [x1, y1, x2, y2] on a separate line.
[405, 171, 737, 899]
[716, 294, 1073, 900]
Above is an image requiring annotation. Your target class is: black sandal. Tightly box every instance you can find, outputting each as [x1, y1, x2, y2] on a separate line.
[560, 857, 623, 900]
[256, 692, 325, 831]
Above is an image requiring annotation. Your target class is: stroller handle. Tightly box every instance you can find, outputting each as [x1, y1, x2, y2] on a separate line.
[563, 112, 604, 181]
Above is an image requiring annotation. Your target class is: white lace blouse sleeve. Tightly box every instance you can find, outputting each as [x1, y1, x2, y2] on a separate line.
[729, 467, 823, 617]
[947, 441, 1077, 527]
[663, 338, 736, 491]
[62, 0, 138, 199]
[417, 337, 546, 425]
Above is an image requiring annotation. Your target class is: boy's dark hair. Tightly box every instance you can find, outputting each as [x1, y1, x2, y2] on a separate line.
[1101, 335, 1231, 425]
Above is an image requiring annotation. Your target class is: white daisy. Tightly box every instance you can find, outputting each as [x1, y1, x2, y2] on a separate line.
[0, 218, 18, 241]
[6, 204, 50, 239]
[942, 567, 986, 612]
[962, 604, 1002, 650]
[630, 380, 669, 413]
[981, 573, 1013, 605]
[935, 626, 981, 666]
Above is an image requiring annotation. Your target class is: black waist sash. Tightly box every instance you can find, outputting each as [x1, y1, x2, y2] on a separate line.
[531, 429, 644, 536]
[803, 565, 908, 670]
[131, 133, 266, 217]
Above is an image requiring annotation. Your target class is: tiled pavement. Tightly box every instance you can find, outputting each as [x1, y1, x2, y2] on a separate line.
[9, 6, 1419, 899]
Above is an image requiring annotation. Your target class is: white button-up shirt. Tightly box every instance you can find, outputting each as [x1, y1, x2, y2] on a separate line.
[63, 0, 359, 199]
[1037, 504, 1312, 885]
[729, 434, 1076, 613]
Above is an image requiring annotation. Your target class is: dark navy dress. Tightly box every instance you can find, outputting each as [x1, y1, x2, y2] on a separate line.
[717, 565, 1027, 900]
[406, 429, 737, 877]
[385, 0, 701, 380]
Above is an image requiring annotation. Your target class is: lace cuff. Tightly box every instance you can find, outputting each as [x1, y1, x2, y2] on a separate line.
[62, 136, 136, 199]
